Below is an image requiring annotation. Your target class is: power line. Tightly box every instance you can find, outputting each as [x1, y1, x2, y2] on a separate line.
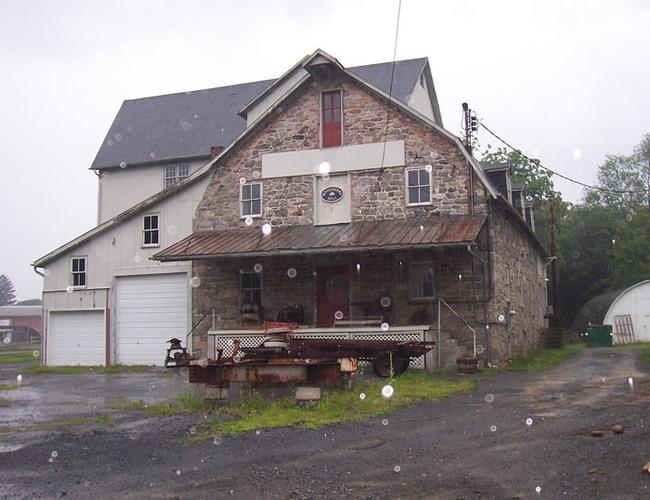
[379, 0, 402, 175]
[479, 121, 647, 196]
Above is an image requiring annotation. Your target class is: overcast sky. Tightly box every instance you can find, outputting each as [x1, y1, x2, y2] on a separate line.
[1, 0, 648, 300]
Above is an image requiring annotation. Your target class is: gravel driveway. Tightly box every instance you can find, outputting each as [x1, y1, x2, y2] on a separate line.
[1, 348, 649, 499]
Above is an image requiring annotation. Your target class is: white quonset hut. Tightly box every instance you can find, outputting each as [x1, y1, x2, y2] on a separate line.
[603, 280, 650, 343]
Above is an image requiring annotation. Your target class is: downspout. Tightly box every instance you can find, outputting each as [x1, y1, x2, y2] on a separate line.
[32, 266, 45, 277]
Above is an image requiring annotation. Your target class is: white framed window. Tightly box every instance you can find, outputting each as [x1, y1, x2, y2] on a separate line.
[143, 214, 160, 247]
[240, 271, 262, 306]
[71, 257, 87, 288]
[408, 262, 435, 301]
[164, 164, 190, 188]
[241, 182, 262, 218]
[405, 167, 432, 206]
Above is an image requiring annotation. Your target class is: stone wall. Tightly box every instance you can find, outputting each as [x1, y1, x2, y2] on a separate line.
[188, 64, 545, 364]
[485, 200, 548, 362]
[194, 70, 488, 232]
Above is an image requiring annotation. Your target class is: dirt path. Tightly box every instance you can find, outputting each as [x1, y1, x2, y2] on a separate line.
[1, 348, 649, 499]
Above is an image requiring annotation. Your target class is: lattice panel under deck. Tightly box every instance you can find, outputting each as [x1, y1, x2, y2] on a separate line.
[212, 331, 426, 368]
[350, 332, 425, 368]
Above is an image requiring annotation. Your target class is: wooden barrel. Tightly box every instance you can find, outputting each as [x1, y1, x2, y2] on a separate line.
[457, 357, 478, 374]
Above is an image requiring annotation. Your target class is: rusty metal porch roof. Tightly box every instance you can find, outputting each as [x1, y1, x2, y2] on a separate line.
[153, 216, 486, 261]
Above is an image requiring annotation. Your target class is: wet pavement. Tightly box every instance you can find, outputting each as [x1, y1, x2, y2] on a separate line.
[1, 348, 649, 499]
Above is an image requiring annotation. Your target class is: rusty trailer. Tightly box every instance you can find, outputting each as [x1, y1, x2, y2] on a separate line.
[189, 324, 434, 387]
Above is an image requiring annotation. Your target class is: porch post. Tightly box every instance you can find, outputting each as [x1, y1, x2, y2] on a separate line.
[437, 298, 441, 368]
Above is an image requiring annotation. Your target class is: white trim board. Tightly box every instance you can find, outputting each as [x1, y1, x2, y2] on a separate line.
[261, 140, 405, 179]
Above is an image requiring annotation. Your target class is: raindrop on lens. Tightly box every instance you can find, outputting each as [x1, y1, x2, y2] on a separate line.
[322, 173, 330, 181]
[381, 322, 389, 331]
[134, 255, 141, 263]
[252, 171, 261, 179]
[255, 430, 261, 435]
[16, 374, 22, 385]
[48, 457, 53, 463]
[190, 276, 201, 288]
[66, 285, 74, 293]
[213, 436, 223, 445]
[189, 427, 197, 435]
[287, 268, 297, 278]
[382, 419, 389, 426]
[484, 393, 494, 403]
[394, 465, 401, 473]
[526, 418, 533, 426]
[381, 385, 394, 398]
[334, 310, 343, 320]
[150, 152, 156, 158]
[51, 451, 58, 458]
[33, 350, 39, 357]
[359, 393, 366, 400]
[176, 470, 181, 476]
[245, 216, 253, 226]
[535, 486, 541, 494]
[253, 263, 263, 273]
[239, 177, 246, 185]
[318, 161, 331, 175]
[425, 164, 432, 172]
[262, 223, 272, 236]
[490, 425, 497, 432]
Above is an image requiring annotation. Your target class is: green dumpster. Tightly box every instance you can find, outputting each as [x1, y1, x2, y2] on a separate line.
[585, 325, 613, 347]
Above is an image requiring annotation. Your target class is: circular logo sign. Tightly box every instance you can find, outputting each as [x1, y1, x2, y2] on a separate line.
[321, 187, 344, 203]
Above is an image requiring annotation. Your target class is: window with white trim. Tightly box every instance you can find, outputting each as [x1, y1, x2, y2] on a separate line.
[143, 214, 160, 247]
[408, 262, 435, 300]
[240, 271, 262, 306]
[71, 257, 87, 288]
[241, 182, 262, 218]
[164, 164, 190, 188]
[406, 167, 432, 205]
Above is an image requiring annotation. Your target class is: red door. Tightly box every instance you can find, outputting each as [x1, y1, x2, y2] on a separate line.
[316, 265, 350, 327]
[321, 90, 342, 147]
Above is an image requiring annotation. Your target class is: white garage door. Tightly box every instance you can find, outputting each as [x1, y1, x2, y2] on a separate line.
[48, 310, 105, 366]
[116, 273, 188, 365]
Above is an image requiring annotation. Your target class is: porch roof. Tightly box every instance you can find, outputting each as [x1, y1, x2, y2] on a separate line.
[153, 216, 486, 261]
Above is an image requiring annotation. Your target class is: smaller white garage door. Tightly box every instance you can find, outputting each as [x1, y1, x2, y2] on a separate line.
[48, 310, 105, 366]
[116, 273, 188, 365]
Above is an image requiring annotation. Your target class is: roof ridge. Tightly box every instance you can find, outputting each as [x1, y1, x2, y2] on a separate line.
[122, 77, 277, 103]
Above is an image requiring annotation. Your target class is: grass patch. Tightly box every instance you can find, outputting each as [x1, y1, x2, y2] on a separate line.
[502, 343, 585, 372]
[105, 392, 212, 416]
[0, 426, 12, 433]
[0, 351, 38, 364]
[0, 384, 18, 391]
[33, 415, 114, 430]
[26, 364, 151, 375]
[637, 343, 650, 364]
[208, 371, 474, 437]
[0, 344, 38, 352]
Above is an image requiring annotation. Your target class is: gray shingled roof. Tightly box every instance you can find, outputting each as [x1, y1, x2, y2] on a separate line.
[91, 58, 428, 169]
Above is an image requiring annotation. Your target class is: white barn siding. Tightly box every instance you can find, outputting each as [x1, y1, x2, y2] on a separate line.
[97, 159, 205, 223]
[603, 280, 650, 343]
[41, 174, 209, 365]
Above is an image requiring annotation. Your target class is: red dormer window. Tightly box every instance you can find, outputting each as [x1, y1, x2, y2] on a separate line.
[321, 90, 342, 148]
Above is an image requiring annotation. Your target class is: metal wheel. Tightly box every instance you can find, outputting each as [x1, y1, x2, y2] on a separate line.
[372, 352, 407, 378]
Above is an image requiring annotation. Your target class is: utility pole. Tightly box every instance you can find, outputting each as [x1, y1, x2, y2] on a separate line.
[547, 197, 559, 327]
[462, 103, 477, 155]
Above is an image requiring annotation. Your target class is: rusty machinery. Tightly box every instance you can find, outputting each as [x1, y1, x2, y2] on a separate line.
[188, 322, 435, 387]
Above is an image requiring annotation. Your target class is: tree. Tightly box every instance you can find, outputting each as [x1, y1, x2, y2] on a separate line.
[555, 205, 622, 326]
[0, 275, 17, 306]
[586, 133, 650, 212]
[481, 146, 568, 249]
[611, 208, 650, 288]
